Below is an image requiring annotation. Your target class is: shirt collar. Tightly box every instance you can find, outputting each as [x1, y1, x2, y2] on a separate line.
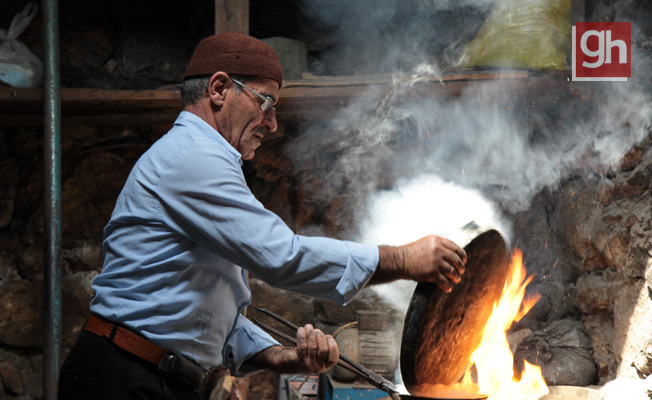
[176, 111, 243, 165]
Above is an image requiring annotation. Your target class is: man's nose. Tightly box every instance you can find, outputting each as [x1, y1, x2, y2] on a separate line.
[262, 109, 278, 133]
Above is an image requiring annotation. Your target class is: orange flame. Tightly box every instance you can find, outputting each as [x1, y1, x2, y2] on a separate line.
[414, 250, 548, 400]
[458, 248, 549, 400]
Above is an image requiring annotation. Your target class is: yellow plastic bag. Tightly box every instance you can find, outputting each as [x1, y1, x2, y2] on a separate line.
[458, 0, 571, 71]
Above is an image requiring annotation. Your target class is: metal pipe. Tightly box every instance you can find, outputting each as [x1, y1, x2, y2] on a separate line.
[42, 0, 62, 398]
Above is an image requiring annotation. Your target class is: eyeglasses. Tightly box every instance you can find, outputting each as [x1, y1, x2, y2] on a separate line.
[231, 78, 276, 113]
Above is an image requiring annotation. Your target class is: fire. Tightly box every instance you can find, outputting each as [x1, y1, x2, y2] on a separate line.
[458, 249, 549, 400]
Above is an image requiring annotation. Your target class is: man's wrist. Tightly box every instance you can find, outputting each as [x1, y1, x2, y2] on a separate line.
[371, 245, 406, 284]
[250, 345, 309, 373]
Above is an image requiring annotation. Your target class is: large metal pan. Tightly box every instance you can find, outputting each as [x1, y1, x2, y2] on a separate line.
[400, 229, 510, 395]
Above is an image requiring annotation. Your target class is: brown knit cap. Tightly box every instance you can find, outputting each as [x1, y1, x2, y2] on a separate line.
[184, 32, 283, 86]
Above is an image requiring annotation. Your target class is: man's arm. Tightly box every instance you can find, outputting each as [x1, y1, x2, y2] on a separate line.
[371, 235, 467, 293]
[248, 324, 339, 373]
[247, 235, 467, 373]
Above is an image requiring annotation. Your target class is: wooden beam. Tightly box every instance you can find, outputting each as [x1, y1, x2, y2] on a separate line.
[0, 71, 571, 126]
[0, 87, 181, 126]
[214, 0, 249, 34]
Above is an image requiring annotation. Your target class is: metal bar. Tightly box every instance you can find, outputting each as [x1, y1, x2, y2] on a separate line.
[255, 308, 384, 378]
[250, 318, 381, 388]
[253, 307, 399, 399]
[42, 0, 62, 398]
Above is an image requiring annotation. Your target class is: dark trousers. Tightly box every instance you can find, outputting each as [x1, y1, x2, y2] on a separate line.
[59, 331, 199, 400]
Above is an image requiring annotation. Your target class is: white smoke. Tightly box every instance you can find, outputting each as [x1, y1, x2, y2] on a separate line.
[291, 0, 652, 309]
[358, 174, 511, 312]
[359, 175, 509, 247]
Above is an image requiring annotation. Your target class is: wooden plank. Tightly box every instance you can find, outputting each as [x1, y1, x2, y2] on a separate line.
[214, 0, 248, 34]
[0, 87, 181, 126]
[285, 69, 531, 87]
[0, 114, 180, 127]
[359, 359, 396, 367]
[0, 87, 180, 107]
[0, 71, 571, 126]
[359, 331, 396, 343]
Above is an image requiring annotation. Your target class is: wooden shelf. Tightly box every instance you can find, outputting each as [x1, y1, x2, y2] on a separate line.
[0, 87, 181, 126]
[0, 70, 570, 127]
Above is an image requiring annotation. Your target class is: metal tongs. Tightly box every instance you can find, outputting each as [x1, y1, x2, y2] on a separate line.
[253, 307, 400, 400]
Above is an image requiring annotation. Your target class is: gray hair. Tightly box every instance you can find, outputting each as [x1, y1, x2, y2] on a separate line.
[181, 76, 210, 107]
[181, 75, 249, 107]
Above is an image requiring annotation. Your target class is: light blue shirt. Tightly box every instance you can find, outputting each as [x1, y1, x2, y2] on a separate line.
[90, 111, 379, 373]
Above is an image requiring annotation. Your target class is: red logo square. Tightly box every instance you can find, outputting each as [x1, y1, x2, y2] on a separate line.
[572, 22, 631, 81]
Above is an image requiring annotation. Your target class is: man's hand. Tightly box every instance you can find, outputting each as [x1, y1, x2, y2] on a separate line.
[372, 235, 467, 292]
[295, 324, 339, 372]
[251, 324, 339, 373]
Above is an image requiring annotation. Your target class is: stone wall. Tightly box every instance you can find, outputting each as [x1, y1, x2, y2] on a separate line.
[0, 120, 404, 398]
[2, 0, 652, 398]
[511, 141, 652, 384]
[3, 102, 651, 399]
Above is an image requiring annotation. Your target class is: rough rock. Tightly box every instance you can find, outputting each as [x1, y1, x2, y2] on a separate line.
[61, 152, 131, 240]
[0, 160, 19, 229]
[538, 279, 581, 322]
[624, 197, 652, 279]
[584, 313, 617, 384]
[119, 26, 188, 84]
[600, 376, 652, 400]
[0, 271, 97, 351]
[550, 181, 612, 273]
[575, 270, 627, 314]
[633, 339, 652, 376]
[0, 280, 43, 347]
[17, 242, 43, 281]
[62, 239, 104, 273]
[613, 279, 652, 379]
[539, 385, 604, 400]
[0, 360, 23, 395]
[61, 271, 99, 349]
[0, 350, 41, 399]
[0, 254, 20, 287]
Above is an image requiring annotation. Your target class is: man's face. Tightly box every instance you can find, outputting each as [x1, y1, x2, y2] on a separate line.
[218, 77, 280, 160]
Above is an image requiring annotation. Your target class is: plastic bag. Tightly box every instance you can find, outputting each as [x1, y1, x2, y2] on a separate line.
[457, 0, 571, 71]
[0, 3, 43, 87]
[513, 319, 597, 386]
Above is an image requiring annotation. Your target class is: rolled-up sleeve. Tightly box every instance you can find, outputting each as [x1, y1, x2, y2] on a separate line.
[335, 241, 378, 304]
[222, 315, 281, 377]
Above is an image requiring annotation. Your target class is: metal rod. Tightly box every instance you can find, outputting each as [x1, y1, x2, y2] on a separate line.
[255, 308, 385, 378]
[250, 317, 363, 378]
[254, 307, 399, 399]
[42, 0, 62, 398]
[251, 317, 296, 344]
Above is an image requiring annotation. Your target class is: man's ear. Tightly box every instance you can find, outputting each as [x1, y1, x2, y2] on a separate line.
[207, 71, 230, 107]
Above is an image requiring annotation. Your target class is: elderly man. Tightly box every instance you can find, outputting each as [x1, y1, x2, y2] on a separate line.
[58, 32, 467, 400]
